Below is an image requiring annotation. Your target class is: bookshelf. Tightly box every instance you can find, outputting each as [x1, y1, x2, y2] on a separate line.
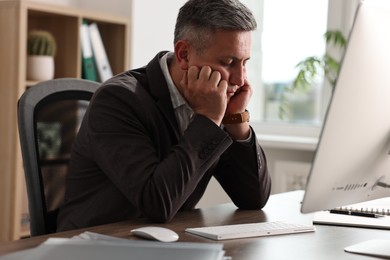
[0, 0, 130, 241]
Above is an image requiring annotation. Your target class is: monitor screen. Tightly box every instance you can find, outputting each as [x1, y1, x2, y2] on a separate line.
[301, 0, 390, 213]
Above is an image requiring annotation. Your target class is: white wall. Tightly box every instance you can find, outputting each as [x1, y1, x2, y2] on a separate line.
[130, 0, 187, 68]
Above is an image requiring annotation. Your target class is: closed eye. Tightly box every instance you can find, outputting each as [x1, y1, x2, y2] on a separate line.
[220, 59, 233, 67]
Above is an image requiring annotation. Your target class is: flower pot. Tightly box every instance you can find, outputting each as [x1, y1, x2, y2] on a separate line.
[27, 55, 55, 81]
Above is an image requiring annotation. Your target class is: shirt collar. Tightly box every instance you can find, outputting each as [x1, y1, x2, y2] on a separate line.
[159, 52, 187, 110]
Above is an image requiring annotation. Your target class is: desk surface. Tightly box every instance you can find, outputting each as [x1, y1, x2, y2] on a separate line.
[1, 190, 388, 259]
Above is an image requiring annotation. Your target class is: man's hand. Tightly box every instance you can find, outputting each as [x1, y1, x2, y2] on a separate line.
[225, 78, 252, 115]
[223, 78, 252, 140]
[180, 66, 228, 125]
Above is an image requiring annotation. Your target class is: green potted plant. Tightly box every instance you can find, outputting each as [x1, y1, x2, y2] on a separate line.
[279, 30, 347, 119]
[26, 30, 57, 81]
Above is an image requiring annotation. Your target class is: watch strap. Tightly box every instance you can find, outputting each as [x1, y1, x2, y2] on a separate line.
[222, 110, 250, 124]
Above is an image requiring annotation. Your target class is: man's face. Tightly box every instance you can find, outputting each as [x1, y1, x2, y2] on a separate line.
[187, 30, 252, 97]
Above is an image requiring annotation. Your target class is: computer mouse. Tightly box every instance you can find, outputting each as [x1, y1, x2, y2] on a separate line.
[130, 226, 179, 242]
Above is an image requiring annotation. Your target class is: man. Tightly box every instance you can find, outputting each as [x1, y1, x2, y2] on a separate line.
[57, 0, 271, 231]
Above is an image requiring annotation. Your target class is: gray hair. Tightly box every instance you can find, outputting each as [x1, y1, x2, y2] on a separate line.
[174, 0, 257, 53]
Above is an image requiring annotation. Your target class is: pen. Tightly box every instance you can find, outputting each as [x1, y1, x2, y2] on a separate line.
[329, 209, 385, 218]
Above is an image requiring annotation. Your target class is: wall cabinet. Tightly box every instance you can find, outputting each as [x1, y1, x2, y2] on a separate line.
[0, 0, 129, 241]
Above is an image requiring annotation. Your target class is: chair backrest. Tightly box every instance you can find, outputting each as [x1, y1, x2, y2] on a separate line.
[17, 78, 100, 236]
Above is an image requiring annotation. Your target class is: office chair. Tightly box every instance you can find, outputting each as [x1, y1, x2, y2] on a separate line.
[17, 78, 100, 236]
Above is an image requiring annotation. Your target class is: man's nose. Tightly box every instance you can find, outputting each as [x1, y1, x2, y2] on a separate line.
[230, 65, 246, 87]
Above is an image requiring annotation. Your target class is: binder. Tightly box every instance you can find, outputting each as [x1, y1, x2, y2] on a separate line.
[88, 23, 113, 82]
[80, 20, 98, 81]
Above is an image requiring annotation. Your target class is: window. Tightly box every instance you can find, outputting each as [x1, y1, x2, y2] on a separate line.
[243, 0, 359, 138]
[261, 0, 327, 125]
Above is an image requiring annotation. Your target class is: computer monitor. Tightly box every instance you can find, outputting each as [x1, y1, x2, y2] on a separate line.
[301, 0, 390, 214]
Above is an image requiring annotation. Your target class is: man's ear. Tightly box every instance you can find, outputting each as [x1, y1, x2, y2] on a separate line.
[174, 40, 190, 70]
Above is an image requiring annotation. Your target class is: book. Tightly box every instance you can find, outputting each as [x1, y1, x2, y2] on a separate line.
[0, 232, 227, 260]
[80, 20, 98, 81]
[88, 23, 113, 82]
[313, 196, 390, 229]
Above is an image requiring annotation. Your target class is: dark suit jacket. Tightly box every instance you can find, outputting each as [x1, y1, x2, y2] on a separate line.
[57, 52, 271, 232]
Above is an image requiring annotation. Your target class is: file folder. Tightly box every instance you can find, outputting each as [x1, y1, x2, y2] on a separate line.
[88, 23, 113, 82]
[80, 20, 98, 81]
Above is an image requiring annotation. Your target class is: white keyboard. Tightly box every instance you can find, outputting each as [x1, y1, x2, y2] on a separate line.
[185, 221, 315, 241]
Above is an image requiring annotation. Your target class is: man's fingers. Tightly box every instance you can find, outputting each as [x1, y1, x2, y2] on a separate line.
[180, 69, 188, 87]
[218, 79, 228, 88]
[198, 66, 212, 81]
[209, 70, 221, 87]
[187, 66, 200, 82]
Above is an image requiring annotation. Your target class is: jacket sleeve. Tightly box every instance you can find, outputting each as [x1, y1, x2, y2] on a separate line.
[213, 128, 272, 209]
[87, 84, 233, 222]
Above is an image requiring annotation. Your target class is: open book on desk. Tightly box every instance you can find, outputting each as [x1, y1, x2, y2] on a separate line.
[313, 197, 390, 229]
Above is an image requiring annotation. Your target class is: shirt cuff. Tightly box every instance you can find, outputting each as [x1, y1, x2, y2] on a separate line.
[235, 128, 253, 143]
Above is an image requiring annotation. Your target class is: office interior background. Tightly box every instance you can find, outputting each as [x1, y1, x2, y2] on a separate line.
[0, 0, 360, 242]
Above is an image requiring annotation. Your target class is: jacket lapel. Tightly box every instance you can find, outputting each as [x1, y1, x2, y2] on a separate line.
[145, 52, 181, 141]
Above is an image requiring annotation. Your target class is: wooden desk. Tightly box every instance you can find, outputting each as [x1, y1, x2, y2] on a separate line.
[0, 190, 388, 259]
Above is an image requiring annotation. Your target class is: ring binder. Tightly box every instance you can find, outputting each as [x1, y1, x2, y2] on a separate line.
[88, 23, 113, 82]
[332, 206, 390, 216]
[80, 20, 98, 81]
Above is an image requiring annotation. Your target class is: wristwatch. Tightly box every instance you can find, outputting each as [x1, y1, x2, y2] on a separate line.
[222, 110, 250, 124]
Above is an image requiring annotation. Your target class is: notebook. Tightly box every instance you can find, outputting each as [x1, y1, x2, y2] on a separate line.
[313, 197, 390, 229]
